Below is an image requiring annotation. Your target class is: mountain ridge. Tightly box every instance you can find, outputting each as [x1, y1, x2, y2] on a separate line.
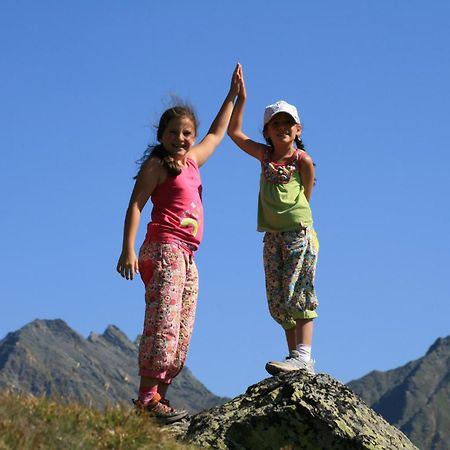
[0, 318, 227, 413]
[347, 335, 450, 450]
[1, 319, 448, 449]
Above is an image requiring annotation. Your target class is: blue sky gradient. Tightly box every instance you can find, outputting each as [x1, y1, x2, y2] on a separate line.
[1, 1, 449, 398]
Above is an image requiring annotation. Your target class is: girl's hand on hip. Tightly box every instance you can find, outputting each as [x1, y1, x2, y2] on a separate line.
[116, 251, 139, 281]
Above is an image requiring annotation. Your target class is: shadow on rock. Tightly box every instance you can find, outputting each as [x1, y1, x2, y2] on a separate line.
[171, 371, 418, 450]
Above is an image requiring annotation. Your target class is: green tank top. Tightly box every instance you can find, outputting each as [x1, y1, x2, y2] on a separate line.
[257, 149, 313, 232]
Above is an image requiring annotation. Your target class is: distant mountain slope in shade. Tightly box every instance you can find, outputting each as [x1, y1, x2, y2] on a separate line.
[0, 319, 228, 413]
[347, 335, 450, 450]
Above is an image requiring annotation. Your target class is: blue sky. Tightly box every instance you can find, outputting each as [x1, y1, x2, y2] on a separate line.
[1, 1, 449, 398]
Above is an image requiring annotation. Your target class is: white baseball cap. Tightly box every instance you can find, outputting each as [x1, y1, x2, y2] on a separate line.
[263, 100, 301, 126]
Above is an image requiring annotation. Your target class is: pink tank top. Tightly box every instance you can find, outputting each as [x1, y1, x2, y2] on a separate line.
[145, 158, 204, 253]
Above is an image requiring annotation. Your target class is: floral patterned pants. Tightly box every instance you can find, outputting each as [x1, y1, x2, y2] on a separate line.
[138, 241, 198, 384]
[263, 228, 319, 330]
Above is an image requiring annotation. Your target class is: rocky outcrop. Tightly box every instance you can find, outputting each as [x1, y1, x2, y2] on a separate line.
[171, 371, 418, 450]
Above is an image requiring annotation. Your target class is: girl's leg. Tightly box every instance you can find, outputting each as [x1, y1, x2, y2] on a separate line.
[138, 377, 158, 404]
[284, 319, 313, 352]
[266, 230, 317, 375]
[285, 327, 296, 352]
[283, 228, 318, 347]
[296, 318, 313, 346]
[166, 255, 199, 381]
[291, 229, 319, 362]
[263, 233, 287, 328]
[267, 319, 315, 375]
[138, 243, 187, 386]
[157, 381, 170, 399]
[135, 242, 189, 421]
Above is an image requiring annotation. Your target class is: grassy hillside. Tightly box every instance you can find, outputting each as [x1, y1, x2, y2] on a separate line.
[0, 391, 197, 450]
[0, 320, 226, 414]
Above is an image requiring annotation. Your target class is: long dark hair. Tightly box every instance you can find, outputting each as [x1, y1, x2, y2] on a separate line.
[134, 105, 199, 179]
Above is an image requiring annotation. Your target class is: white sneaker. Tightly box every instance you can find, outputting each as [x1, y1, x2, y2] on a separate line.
[265, 350, 315, 375]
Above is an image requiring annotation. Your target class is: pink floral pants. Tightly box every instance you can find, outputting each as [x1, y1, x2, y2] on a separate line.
[138, 241, 198, 384]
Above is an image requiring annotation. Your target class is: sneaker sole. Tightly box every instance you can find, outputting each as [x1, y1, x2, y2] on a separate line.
[265, 363, 315, 376]
[132, 399, 189, 424]
[156, 410, 189, 424]
[265, 362, 298, 375]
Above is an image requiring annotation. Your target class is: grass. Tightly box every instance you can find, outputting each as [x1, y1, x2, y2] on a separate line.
[0, 391, 198, 450]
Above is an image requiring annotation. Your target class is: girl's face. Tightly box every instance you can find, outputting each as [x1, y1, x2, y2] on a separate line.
[264, 112, 301, 146]
[160, 117, 196, 158]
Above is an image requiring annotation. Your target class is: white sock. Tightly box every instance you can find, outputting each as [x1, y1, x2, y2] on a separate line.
[295, 344, 311, 362]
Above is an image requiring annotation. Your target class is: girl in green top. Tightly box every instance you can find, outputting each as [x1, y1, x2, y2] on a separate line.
[228, 65, 319, 375]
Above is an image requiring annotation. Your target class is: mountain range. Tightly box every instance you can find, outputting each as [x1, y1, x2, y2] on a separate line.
[0, 319, 227, 413]
[348, 335, 449, 450]
[0, 319, 448, 449]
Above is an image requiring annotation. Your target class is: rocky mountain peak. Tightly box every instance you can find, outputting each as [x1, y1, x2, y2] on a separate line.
[102, 325, 136, 351]
[20, 319, 85, 344]
[348, 334, 450, 450]
[426, 335, 450, 356]
[0, 319, 226, 413]
[86, 324, 137, 358]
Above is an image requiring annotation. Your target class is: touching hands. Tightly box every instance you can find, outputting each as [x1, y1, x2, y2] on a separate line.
[229, 63, 241, 98]
[229, 63, 246, 99]
[236, 64, 246, 99]
[116, 250, 139, 281]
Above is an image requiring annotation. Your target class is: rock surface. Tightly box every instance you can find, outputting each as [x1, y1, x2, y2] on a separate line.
[172, 371, 418, 450]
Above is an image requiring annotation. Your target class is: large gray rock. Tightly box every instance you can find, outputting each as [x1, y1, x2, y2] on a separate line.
[174, 371, 418, 450]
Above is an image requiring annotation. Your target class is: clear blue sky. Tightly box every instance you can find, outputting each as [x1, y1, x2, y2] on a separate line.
[1, 1, 449, 398]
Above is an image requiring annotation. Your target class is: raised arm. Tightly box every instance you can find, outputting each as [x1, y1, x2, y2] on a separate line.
[190, 64, 240, 167]
[116, 158, 164, 280]
[227, 65, 266, 162]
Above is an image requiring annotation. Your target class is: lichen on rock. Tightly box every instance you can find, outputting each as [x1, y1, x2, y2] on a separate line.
[172, 371, 418, 450]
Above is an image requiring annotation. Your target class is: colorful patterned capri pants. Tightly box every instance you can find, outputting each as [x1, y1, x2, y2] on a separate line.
[263, 227, 319, 330]
[138, 241, 198, 384]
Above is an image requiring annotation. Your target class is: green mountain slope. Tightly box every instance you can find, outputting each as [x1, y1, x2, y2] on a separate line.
[348, 336, 450, 450]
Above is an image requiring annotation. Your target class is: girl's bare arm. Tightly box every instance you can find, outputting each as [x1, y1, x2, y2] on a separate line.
[116, 158, 164, 280]
[227, 66, 267, 162]
[190, 64, 240, 167]
[299, 152, 315, 201]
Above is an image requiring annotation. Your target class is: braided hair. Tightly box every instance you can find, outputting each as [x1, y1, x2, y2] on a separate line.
[294, 136, 305, 151]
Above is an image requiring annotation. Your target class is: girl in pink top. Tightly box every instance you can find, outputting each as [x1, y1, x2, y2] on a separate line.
[117, 64, 241, 423]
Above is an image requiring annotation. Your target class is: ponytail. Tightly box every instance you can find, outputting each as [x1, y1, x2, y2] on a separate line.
[134, 144, 181, 179]
[294, 136, 305, 151]
[294, 136, 317, 184]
